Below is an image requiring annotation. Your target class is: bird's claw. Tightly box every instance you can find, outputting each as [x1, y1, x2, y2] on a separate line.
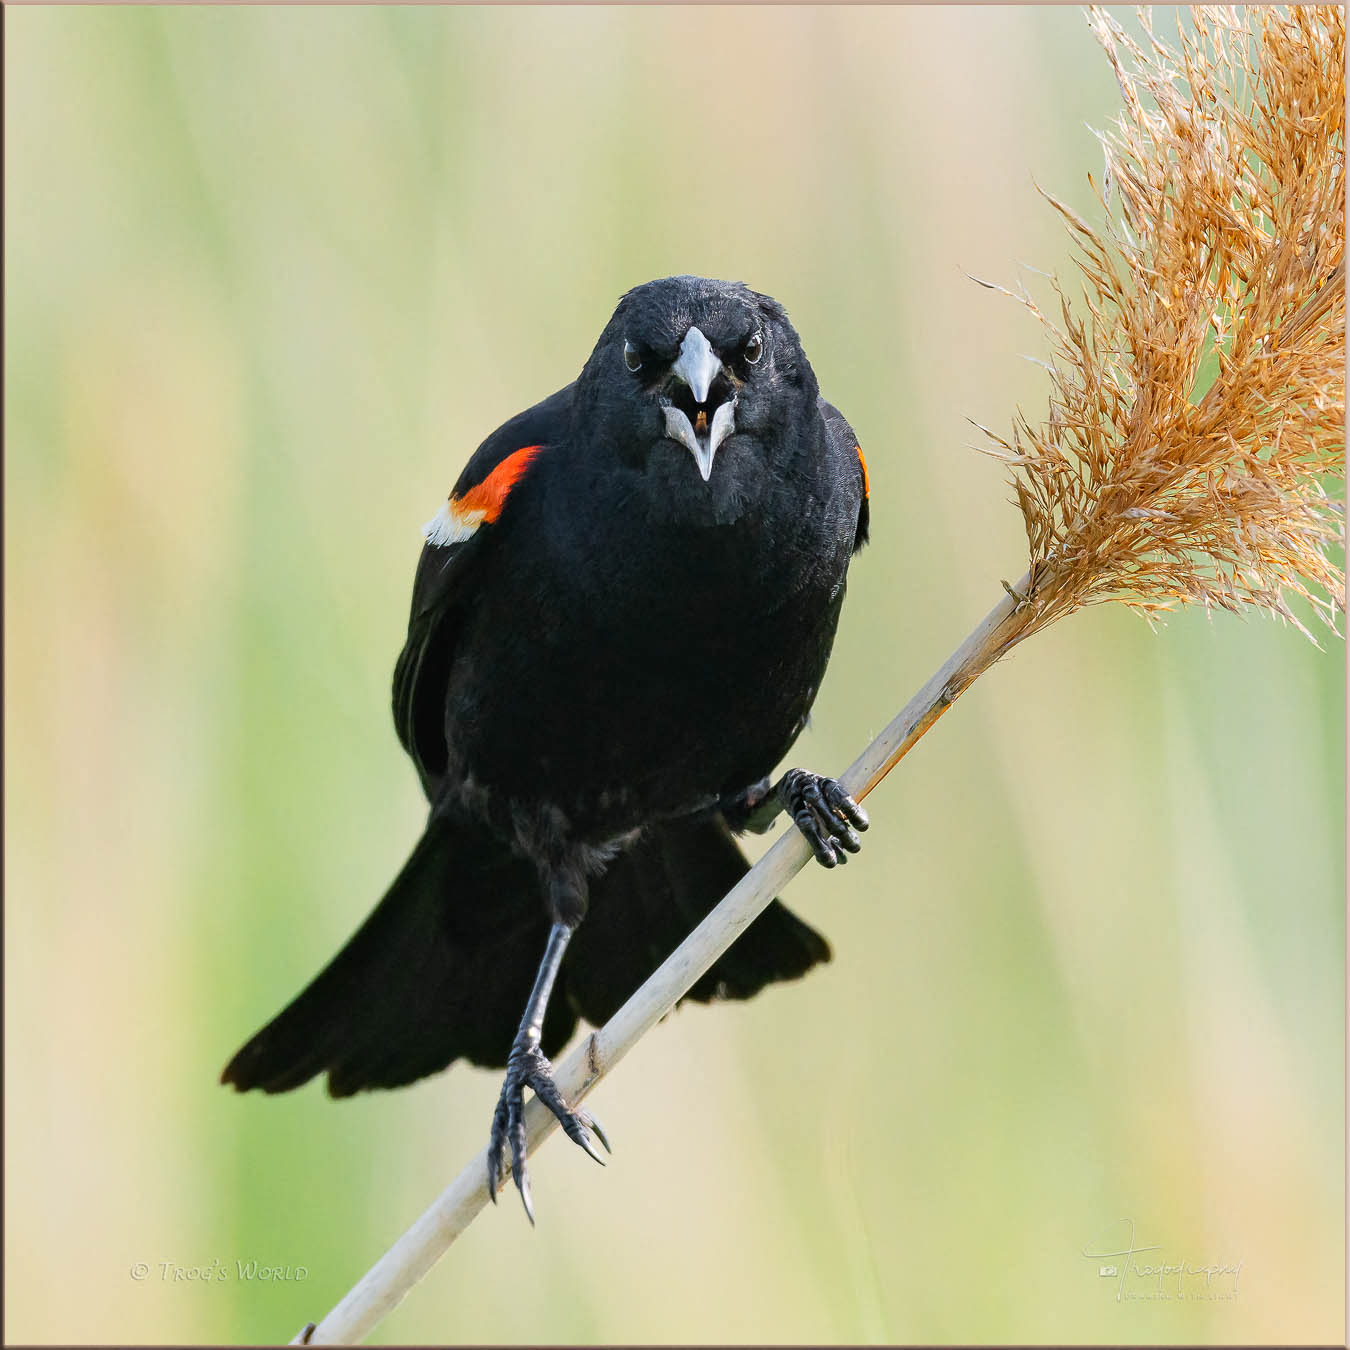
[780, 768, 869, 867]
[486, 1038, 609, 1223]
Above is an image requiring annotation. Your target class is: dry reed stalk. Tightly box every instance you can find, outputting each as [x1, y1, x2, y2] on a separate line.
[295, 8, 1344, 1343]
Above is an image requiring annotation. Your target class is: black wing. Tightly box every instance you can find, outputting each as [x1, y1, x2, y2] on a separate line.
[393, 383, 573, 798]
[818, 396, 870, 552]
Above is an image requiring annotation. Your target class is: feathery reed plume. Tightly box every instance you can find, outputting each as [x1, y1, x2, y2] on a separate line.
[981, 5, 1345, 641]
[294, 10, 1344, 1343]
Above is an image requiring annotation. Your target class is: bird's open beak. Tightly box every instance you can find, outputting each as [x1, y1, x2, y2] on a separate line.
[660, 326, 737, 481]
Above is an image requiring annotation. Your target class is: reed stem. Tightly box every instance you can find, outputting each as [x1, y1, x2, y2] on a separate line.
[294, 573, 1034, 1347]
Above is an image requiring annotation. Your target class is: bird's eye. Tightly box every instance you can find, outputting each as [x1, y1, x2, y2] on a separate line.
[623, 340, 642, 373]
[744, 332, 764, 364]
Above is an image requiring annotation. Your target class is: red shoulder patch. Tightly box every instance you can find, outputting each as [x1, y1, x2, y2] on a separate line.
[424, 444, 544, 547]
[855, 445, 870, 499]
[453, 444, 543, 524]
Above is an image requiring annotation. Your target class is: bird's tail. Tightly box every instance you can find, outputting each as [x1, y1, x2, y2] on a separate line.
[221, 820, 565, 1096]
[222, 815, 829, 1097]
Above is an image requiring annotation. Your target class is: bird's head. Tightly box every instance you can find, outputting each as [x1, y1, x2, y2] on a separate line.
[576, 276, 819, 487]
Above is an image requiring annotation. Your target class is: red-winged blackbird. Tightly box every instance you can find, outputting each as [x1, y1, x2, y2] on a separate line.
[223, 275, 871, 1218]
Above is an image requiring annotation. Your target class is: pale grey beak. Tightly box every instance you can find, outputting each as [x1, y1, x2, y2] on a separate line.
[661, 325, 737, 481]
[670, 326, 721, 404]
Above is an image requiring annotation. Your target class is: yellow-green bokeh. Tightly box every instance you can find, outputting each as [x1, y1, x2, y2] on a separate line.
[5, 7, 1343, 1345]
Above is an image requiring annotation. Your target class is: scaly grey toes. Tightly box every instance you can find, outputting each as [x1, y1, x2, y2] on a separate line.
[780, 769, 869, 868]
[821, 777, 869, 833]
[486, 1040, 609, 1223]
[524, 1054, 609, 1168]
[486, 1081, 513, 1205]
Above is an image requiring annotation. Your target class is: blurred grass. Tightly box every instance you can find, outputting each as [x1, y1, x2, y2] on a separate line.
[4, 6, 1342, 1345]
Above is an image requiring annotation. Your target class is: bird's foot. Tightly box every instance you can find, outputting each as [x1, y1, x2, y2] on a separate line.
[486, 1035, 610, 1223]
[780, 768, 869, 867]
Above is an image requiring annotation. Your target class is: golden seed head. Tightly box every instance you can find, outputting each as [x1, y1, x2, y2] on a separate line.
[984, 6, 1345, 642]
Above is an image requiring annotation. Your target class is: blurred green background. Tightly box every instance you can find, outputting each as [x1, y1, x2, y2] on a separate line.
[5, 6, 1343, 1345]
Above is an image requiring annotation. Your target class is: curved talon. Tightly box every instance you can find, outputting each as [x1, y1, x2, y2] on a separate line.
[515, 1163, 534, 1225]
[780, 769, 869, 869]
[568, 1123, 609, 1168]
[486, 1039, 608, 1222]
[577, 1109, 612, 1155]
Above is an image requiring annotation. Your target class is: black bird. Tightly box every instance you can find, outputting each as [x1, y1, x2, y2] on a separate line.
[223, 275, 871, 1218]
